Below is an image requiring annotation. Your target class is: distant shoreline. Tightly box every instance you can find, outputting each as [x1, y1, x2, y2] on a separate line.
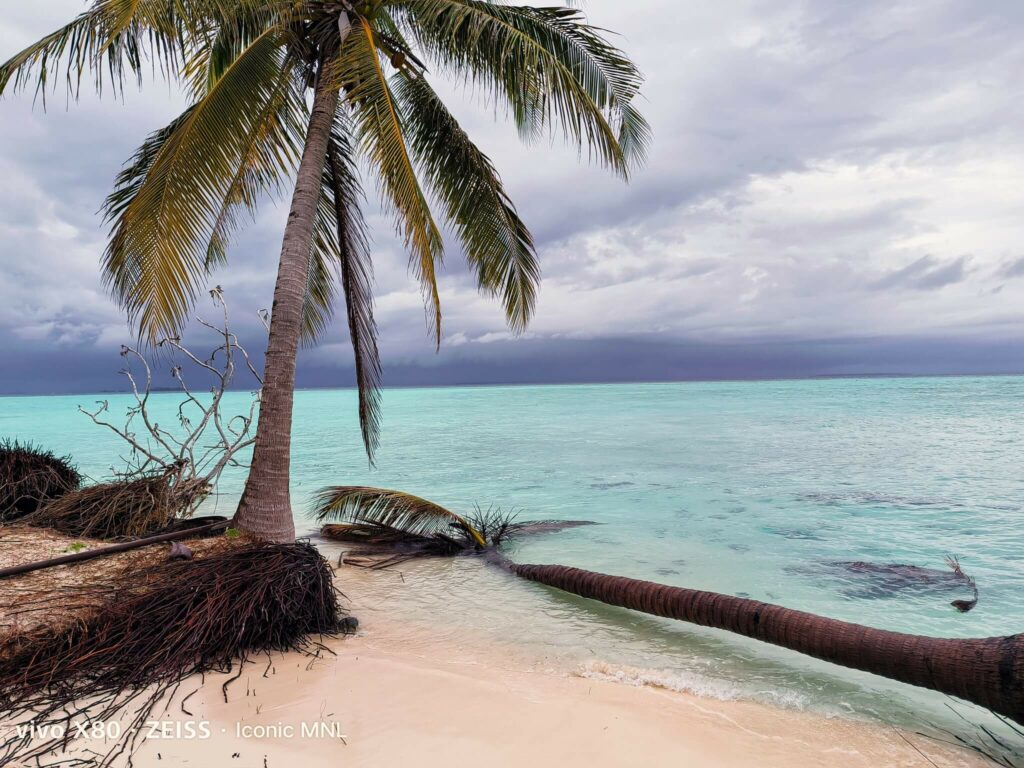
[2, 369, 1023, 399]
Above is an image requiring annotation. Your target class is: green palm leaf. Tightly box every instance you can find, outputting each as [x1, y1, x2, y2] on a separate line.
[339, 18, 445, 346]
[395, 0, 650, 175]
[203, 65, 307, 270]
[300, 196, 339, 346]
[326, 126, 382, 461]
[393, 73, 538, 332]
[102, 26, 297, 341]
[314, 485, 487, 547]
[0, 8, 139, 100]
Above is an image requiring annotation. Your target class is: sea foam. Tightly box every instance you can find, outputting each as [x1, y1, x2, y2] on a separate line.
[578, 660, 811, 711]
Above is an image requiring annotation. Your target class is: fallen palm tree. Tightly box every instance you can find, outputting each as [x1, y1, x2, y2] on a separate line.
[316, 485, 1023, 725]
[0, 541, 347, 767]
[0, 440, 80, 522]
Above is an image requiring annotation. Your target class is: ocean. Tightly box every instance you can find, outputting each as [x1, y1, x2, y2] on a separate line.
[4, 376, 1024, 752]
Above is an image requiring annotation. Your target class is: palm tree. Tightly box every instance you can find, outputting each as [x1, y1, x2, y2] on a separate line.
[315, 485, 1024, 724]
[1, 1, 648, 542]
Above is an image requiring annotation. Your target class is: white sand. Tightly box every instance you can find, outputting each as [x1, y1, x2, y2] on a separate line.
[134, 614, 986, 768]
[0, 534, 989, 768]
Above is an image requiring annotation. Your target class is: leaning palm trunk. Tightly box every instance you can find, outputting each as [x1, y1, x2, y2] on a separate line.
[234, 55, 342, 543]
[316, 486, 1024, 724]
[5, 5, 648, 544]
[509, 560, 1024, 724]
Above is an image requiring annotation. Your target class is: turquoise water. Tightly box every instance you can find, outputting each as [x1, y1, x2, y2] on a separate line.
[4, 376, 1024, 753]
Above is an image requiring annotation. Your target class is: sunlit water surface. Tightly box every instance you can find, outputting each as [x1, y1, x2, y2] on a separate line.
[4, 377, 1024, 754]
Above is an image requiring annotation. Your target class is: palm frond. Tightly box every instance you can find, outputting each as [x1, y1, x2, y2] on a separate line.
[338, 18, 445, 346]
[393, 73, 538, 332]
[0, 0, 248, 100]
[300, 199, 339, 346]
[293, 116, 380, 464]
[204, 63, 307, 269]
[323, 521, 465, 568]
[314, 486, 487, 548]
[0, 9, 142, 100]
[326, 124, 382, 461]
[181, 2, 288, 95]
[462, 506, 594, 546]
[320, 521, 438, 546]
[103, 106, 195, 225]
[394, 0, 650, 175]
[101, 26, 298, 341]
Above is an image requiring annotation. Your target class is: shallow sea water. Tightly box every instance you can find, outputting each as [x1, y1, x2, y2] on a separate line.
[4, 376, 1024, 754]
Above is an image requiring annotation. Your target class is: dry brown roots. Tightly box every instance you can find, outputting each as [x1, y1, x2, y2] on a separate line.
[0, 440, 81, 522]
[21, 472, 209, 540]
[0, 525, 225, 638]
[0, 540, 346, 767]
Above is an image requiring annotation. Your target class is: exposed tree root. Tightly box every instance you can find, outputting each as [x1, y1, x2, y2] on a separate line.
[0, 541, 348, 767]
[0, 440, 81, 522]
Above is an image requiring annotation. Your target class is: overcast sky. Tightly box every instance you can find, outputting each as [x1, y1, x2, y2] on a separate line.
[1, 1, 1023, 394]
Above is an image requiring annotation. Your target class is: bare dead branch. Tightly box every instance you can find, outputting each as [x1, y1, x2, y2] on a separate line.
[76, 290, 263, 506]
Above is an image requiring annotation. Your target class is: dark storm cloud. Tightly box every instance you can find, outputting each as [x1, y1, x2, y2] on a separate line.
[1, 0, 1023, 395]
[5, 332, 1020, 397]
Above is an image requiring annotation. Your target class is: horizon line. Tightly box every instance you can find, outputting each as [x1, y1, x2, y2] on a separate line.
[2, 369, 1022, 399]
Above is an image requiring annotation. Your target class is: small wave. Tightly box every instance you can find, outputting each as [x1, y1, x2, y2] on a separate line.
[577, 661, 811, 710]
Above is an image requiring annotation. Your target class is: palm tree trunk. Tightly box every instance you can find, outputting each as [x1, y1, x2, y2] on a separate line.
[233, 57, 341, 543]
[510, 561, 1024, 723]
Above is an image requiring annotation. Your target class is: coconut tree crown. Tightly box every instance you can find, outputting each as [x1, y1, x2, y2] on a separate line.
[1, 0, 649, 462]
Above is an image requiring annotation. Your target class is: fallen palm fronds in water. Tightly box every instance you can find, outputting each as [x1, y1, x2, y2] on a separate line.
[21, 467, 209, 540]
[315, 485, 594, 568]
[800, 556, 982, 613]
[0, 541, 348, 766]
[316, 486, 489, 548]
[0, 440, 81, 522]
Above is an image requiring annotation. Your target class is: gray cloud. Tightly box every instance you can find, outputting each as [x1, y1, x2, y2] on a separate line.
[998, 257, 1024, 279]
[871, 255, 971, 291]
[1, 0, 1023, 393]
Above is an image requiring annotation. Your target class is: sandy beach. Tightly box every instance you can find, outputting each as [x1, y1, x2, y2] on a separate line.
[132, 612, 986, 768]
[0, 530, 993, 768]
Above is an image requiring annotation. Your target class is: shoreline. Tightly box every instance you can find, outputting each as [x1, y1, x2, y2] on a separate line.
[134, 612, 987, 768]
[0, 529, 1001, 766]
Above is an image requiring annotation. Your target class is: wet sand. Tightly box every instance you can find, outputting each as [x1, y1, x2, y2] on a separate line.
[137, 614, 986, 768]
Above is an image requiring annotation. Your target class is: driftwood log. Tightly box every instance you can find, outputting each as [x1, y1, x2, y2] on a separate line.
[0, 518, 229, 580]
